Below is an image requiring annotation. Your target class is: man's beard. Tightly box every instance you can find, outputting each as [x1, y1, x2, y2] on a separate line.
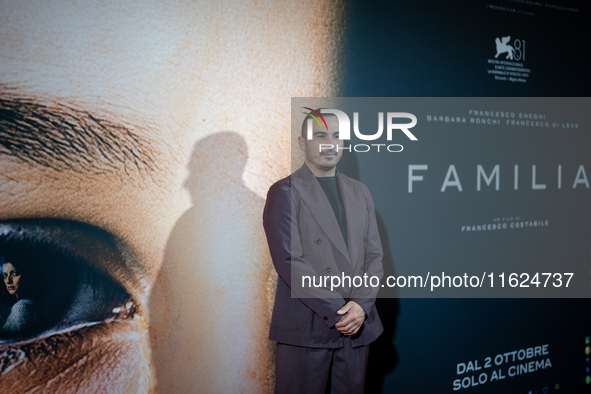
[307, 150, 340, 171]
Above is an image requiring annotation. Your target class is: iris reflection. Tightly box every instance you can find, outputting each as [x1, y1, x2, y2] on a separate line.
[0, 222, 135, 343]
[1, 257, 40, 334]
[0, 245, 74, 340]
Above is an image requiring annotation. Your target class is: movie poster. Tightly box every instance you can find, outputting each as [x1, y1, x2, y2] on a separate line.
[0, 0, 589, 393]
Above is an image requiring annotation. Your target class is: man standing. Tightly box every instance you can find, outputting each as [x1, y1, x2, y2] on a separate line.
[263, 110, 384, 393]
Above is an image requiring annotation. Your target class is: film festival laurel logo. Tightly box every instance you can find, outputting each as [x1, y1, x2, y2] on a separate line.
[302, 107, 417, 153]
[487, 35, 530, 83]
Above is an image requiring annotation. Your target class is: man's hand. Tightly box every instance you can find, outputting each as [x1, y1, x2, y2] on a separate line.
[335, 301, 366, 336]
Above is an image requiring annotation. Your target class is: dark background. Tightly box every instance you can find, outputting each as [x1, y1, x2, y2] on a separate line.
[338, 0, 591, 393]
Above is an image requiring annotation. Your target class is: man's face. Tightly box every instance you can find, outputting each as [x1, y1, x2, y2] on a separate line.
[299, 116, 343, 176]
[0, 0, 345, 392]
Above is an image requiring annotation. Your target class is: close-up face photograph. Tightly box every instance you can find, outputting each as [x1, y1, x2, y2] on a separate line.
[0, 0, 345, 392]
[1, 0, 590, 393]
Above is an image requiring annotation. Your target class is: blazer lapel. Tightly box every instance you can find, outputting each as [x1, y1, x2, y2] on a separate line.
[293, 165, 351, 263]
[337, 171, 366, 269]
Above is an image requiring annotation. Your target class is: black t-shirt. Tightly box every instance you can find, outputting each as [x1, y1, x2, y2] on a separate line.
[316, 176, 348, 249]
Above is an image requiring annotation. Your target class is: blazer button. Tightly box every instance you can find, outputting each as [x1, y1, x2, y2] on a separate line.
[316, 239, 322, 244]
[363, 237, 366, 242]
[361, 265, 364, 271]
[323, 316, 328, 321]
[326, 267, 332, 273]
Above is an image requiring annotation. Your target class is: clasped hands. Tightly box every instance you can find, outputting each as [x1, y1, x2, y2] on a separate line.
[335, 301, 366, 336]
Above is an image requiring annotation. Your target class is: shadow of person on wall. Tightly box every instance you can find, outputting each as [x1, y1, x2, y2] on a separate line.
[149, 132, 275, 393]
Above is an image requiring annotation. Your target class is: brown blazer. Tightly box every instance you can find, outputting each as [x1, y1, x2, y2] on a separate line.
[263, 163, 384, 348]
